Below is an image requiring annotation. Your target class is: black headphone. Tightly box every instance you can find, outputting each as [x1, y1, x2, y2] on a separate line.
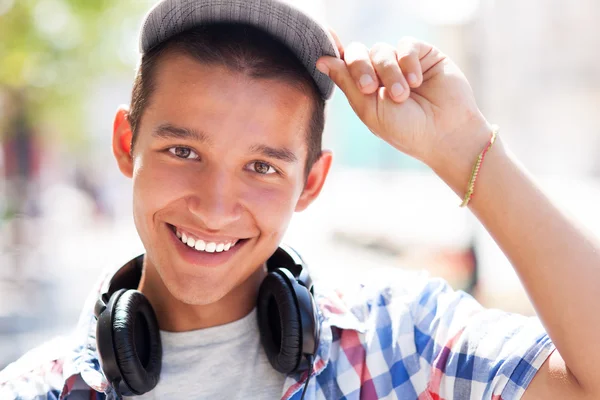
[94, 244, 320, 397]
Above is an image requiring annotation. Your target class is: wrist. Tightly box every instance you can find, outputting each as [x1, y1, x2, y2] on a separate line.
[429, 119, 498, 196]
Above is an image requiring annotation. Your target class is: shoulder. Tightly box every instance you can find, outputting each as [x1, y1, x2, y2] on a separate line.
[314, 269, 554, 399]
[0, 336, 71, 399]
[314, 267, 452, 330]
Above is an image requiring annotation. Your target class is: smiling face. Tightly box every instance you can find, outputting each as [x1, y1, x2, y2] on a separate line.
[112, 50, 331, 326]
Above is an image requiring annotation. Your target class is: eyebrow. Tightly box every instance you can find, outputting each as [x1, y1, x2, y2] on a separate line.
[153, 123, 297, 163]
[153, 123, 210, 144]
[249, 144, 298, 163]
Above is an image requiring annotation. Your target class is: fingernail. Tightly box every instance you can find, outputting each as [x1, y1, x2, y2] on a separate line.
[359, 74, 374, 89]
[391, 83, 405, 98]
[407, 73, 418, 85]
[316, 62, 329, 76]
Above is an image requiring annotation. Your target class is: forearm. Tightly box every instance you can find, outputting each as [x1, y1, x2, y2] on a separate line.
[431, 130, 600, 393]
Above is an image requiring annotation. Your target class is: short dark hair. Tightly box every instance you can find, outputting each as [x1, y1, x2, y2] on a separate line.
[128, 23, 325, 176]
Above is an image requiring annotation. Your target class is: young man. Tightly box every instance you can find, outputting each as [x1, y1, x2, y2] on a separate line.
[2, 0, 600, 399]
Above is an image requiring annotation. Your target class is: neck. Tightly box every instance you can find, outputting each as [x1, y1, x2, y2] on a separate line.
[137, 259, 267, 332]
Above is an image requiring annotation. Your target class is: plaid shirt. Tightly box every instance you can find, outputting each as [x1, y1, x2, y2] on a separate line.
[0, 268, 554, 399]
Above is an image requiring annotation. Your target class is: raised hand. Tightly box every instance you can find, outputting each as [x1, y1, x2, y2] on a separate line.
[316, 36, 492, 169]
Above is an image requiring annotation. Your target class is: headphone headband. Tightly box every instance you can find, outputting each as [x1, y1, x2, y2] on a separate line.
[266, 244, 313, 292]
[97, 255, 144, 308]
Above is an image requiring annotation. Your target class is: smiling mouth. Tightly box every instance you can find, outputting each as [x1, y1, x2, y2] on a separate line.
[168, 224, 246, 253]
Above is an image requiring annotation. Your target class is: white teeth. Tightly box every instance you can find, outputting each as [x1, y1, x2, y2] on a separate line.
[175, 228, 239, 253]
[205, 242, 217, 253]
[194, 239, 206, 251]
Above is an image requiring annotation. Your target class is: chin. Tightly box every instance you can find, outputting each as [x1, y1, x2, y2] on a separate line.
[173, 290, 228, 306]
[163, 268, 233, 305]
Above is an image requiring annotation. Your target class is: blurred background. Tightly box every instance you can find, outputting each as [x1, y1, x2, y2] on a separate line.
[1, 0, 600, 369]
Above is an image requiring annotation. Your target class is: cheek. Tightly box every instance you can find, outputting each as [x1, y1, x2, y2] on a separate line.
[242, 183, 297, 235]
[132, 156, 191, 230]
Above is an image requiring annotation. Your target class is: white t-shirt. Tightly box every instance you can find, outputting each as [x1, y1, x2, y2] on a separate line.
[124, 308, 286, 399]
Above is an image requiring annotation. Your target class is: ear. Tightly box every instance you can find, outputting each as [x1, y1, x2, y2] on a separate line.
[112, 105, 134, 178]
[295, 150, 333, 212]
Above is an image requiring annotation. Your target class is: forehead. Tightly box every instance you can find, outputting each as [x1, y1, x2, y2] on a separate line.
[141, 51, 313, 153]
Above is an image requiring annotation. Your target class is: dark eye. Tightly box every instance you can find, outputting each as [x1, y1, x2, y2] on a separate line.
[248, 161, 276, 175]
[168, 146, 198, 159]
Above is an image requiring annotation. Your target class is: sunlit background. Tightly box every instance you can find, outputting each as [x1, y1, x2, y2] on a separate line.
[1, 0, 600, 369]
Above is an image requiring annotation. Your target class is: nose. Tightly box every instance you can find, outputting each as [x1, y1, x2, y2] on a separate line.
[186, 168, 243, 230]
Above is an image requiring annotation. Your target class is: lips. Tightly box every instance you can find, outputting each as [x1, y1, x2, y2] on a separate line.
[166, 223, 250, 267]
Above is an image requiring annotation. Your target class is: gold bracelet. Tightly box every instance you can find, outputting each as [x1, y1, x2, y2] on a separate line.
[460, 125, 499, 207]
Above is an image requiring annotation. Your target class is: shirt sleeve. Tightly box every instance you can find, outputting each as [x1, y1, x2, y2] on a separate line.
[407, 277, 555, 399]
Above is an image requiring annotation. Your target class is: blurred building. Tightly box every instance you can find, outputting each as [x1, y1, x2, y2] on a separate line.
[477, 0, 600, 176]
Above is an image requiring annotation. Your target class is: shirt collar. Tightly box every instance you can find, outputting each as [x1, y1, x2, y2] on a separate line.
[60, 259, 366, 396]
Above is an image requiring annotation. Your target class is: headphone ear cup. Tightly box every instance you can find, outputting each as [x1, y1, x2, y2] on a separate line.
[257, 271, 302, 374]
[112, 290, 162, 395]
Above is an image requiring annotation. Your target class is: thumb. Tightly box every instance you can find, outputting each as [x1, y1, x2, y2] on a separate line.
[317, 56, 365, 106]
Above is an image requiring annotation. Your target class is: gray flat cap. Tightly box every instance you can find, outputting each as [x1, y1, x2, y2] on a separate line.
[140, 0, 339, 100]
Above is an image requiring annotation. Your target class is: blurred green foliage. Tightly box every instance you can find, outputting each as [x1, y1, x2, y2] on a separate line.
[0, 0, 152, 148]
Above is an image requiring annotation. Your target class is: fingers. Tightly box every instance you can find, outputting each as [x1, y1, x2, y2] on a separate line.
[316, 56, 365, 105]
[418, 43, 447, 78]
[327, 27, 344, 59]
[344, 42, 378, 94]
[316, 36, 438, 105]
[397, 37, 425, 88]
[369, 43, 410, 102]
